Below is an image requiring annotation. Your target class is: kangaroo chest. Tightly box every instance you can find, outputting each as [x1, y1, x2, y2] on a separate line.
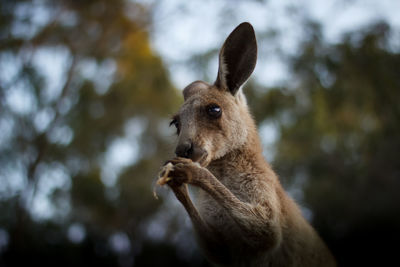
[196, 169, 252, 237]
[197, 189, 241, 242]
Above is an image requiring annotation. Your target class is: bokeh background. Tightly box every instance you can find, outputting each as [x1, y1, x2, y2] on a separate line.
[1, 0, 399, 266]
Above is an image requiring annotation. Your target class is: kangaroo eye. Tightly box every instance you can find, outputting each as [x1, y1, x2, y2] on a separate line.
[169, 118, 180, 134]
[206, 104, 222, 118]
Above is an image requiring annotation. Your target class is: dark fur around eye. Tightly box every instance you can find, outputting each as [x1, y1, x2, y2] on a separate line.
[169, 118, 180, 134]
[206, 104, 222, 119]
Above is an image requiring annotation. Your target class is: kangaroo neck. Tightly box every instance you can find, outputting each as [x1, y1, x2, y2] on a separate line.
[207, 136, 267, 177]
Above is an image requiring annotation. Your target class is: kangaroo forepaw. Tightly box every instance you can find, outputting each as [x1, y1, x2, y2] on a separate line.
[165, 157, 207, 186]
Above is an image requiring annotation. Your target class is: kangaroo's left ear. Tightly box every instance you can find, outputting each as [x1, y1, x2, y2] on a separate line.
[214, 22, 257, 96]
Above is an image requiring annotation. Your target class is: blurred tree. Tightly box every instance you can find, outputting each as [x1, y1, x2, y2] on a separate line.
[1, 0, 399, 266]
[0, 0, 207, 266]
[247, 21, 400, 266]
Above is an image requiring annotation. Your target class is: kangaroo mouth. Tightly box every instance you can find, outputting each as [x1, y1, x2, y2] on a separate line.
[192, 149, 209, 167]
[197, 152, 209, 167]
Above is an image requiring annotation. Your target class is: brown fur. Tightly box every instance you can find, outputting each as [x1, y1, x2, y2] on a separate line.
[164, 23, 336, 267]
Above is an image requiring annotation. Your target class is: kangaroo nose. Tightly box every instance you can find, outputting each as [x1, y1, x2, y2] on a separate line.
[175, 141, 193, 158]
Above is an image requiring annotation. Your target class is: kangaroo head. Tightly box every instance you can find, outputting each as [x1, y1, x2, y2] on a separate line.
[171, 22, 257, 166]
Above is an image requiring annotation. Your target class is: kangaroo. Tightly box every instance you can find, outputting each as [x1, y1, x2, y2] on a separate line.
[161, 22, 336, 267]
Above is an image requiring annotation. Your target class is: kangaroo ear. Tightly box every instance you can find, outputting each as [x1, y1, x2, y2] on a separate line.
[215, 22, 257, 96]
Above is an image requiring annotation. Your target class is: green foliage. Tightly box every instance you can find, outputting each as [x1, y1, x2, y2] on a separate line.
[249, 21, 400, 266]
[0, 0, 192, 266]
[1, 0, 399, 266]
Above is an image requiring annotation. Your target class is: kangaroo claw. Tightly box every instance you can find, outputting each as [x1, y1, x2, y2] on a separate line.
[156, 162, 174, 186]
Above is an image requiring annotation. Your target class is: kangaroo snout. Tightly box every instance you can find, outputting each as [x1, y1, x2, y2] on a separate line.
[175, 141, 192, 158]
[175, 140, 207, 164]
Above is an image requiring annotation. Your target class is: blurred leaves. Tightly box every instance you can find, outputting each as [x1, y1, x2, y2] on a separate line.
[0, 0, 191, 266]
[1, 0, 400, 266]
[249, 20, 400, 266]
